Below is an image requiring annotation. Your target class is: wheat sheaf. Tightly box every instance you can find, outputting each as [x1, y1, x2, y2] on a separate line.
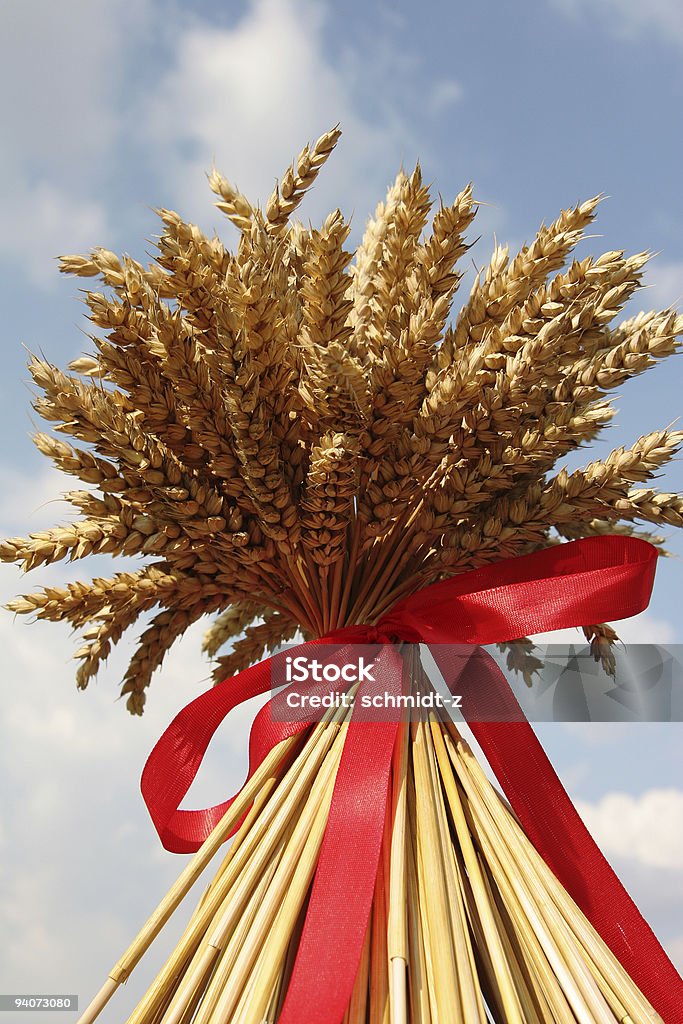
[4, 127, 682, 1024]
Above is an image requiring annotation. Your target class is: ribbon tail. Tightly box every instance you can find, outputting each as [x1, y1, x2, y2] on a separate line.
[278, 646, 403, 1024]
[431, 644, 683, 1024]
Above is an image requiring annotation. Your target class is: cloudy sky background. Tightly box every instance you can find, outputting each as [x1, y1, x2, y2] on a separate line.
[0, 0, 682, 1018]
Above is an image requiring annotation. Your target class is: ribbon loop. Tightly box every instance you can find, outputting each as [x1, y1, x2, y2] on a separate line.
[142, 639, 354, 851]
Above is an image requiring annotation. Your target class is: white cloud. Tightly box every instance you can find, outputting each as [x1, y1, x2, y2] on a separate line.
[0, 1, 135, 169]
[139, 0, 429, 240]
[551, 0, 683, 45]
[429, 79, 464, 115]
[575, 788, 683, 869]
[0, 464, 72, 536]
[0, 0, 152, 289]
[564, 720, 638, 746]
[617, 613, 678, 645]
[531, 611, 678, 646]
[0, 182, 108, 289]
[0, 0, 466, 289]
[644, 260, 683, 310]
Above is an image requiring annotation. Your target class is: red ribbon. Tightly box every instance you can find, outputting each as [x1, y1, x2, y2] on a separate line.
[141, 536, 683, 1023]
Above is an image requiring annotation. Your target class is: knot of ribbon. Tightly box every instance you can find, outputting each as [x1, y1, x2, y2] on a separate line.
[141, 535, 682, 1024]
[332, 623, 405, 645]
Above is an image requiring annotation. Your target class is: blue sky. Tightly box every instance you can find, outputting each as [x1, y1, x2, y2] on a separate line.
[0, 0, 682, 1017]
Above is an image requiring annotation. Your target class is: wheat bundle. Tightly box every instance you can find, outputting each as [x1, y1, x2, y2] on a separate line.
[3, 126, 682, 1023]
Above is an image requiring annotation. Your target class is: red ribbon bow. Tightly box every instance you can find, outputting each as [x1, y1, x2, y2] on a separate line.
[142, 535, 683, 1023]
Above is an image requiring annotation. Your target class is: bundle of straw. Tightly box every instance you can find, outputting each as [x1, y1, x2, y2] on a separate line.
[3, 126, 681, 1022]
